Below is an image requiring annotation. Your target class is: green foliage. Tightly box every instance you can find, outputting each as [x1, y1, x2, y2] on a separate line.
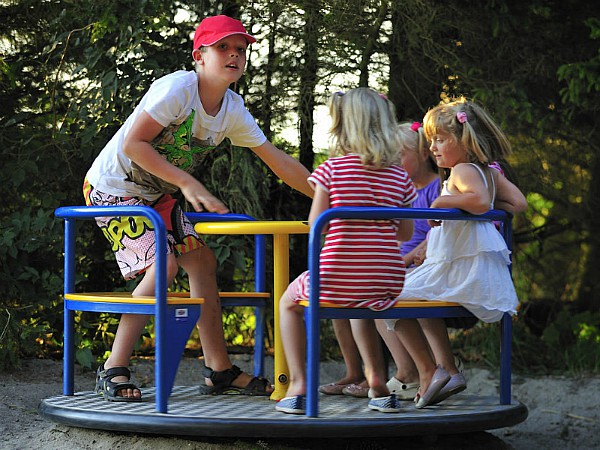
[557, 17, 600, 111]
[453, 310, 600, 375]
[0, 206, 65, 369]
[2, 0, 600, 374]
[223, 307, 256, 348]
[541, 310, 600, 374]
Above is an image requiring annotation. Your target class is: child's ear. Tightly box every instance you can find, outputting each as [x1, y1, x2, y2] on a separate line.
[192, 49, 203, 64]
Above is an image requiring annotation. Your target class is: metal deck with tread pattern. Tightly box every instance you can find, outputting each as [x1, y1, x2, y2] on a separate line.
[39, 387, 528, 438]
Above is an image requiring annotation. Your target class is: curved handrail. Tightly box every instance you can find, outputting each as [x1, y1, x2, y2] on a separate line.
[55, 205, 168, 300]
[55, 205, 170, 409]
[186, 212, 268, 377]
[185, 212, 266, 292]
[305, 207, 513, 416]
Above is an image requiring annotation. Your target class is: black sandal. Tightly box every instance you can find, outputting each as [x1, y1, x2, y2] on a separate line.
[95, 364, 142, 402]
[198, 364, 272, 396]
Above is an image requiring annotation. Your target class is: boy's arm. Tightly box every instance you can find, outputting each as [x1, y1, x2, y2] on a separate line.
[123, 111, 229, 213]
[250, 140, 314, 198]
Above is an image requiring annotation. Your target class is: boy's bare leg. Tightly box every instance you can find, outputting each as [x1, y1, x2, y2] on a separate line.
[102, 256, 179, 399]
[178, 246, 271, 391]
[101, 315, 148, 399]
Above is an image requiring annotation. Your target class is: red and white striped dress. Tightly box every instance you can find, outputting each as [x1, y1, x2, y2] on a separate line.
[290, 154, 417, 311]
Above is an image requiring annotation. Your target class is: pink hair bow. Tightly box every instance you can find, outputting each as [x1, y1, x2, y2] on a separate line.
[410, 122, 422, 132]
[456, 112, 468, 124]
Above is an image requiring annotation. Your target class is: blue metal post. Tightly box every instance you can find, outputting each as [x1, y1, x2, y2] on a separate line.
[63, 218, 76, 396]
[499, 217, 513, 404]
[254, 234, 266, 376]
[149, 209, 168, 413]
[305, 212, 326, 417]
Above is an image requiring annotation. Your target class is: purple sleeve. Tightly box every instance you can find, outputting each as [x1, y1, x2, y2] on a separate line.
[400, 178, 440, 256]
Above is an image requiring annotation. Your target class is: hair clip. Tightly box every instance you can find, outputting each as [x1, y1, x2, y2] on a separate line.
[456, 111, 468, 124]
[379, 93, 388, 100]
[335, 91, 345, 97]
[410, 122, 422, 132]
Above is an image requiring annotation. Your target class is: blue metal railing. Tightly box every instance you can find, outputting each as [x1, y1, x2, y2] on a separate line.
[305, 207, 513, 417]
[185, 212, 267, 376]
[55, 205, 170, 411]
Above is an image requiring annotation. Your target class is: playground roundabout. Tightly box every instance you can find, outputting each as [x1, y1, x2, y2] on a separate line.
[2, 355, 599, 449]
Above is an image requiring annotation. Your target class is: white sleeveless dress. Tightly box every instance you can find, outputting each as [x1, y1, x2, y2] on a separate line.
[395, 164, 518, 323]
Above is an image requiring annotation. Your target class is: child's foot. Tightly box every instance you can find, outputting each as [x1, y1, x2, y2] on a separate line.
[319, 377, 365, 395]
[275, 380, 306, 414]
[414, 366, 450, 409]
[199, 364, 273, 396]
[95, 364, 142, 402]
[368, 394, 401, 413]
[342, 380, 369, 398]
[275, 395, 306, 414]
[430, 372, 467, 405]
[386, 377, 419, 400]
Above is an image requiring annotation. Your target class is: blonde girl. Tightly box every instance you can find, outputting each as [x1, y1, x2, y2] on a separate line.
[322, 121, 442, 400]
[276, 88, 417, 414]
[388, 99, 527, 408]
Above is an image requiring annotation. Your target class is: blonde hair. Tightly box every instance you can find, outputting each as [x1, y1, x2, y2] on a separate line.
[328, 88, 401, 169]
[423, 98, 511, 164]
[397, 121, 437, 173]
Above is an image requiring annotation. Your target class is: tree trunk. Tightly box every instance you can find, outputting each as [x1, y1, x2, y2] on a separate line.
[358, 1, 388, 88]
[576, 140, 600, 312]
[298, 0, 321, 171]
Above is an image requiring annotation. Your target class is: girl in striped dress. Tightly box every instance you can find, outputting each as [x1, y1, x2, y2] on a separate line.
[276, 88, 417, 414]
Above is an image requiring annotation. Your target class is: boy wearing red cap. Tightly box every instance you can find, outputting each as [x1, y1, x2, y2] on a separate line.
[85, 15, 312, 401]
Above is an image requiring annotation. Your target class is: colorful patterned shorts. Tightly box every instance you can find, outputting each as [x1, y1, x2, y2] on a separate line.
[83, 179, 205, 280]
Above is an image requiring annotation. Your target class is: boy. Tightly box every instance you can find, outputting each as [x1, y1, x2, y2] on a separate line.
[86, 15, 312, 401]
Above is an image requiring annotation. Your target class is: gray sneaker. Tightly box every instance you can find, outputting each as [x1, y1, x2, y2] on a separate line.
[368, 394, 402, 413]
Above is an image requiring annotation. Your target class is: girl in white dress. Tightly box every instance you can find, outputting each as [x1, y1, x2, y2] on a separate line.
[387, 99, 528, 408]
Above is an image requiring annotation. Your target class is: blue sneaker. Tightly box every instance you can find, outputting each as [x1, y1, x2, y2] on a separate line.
[275, 395, 306, 414]
[368, 394, 401, 413]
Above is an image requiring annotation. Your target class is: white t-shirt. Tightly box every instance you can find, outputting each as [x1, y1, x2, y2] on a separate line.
[86, 70, 267, 200]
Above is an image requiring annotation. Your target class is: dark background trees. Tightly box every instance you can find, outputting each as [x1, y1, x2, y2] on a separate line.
[1, 0, 599, 371]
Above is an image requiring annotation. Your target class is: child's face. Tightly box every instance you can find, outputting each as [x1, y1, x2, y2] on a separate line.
[429, 132, 467, 168]
[196, 35, 248, 84]
[400, 146, 420, 178]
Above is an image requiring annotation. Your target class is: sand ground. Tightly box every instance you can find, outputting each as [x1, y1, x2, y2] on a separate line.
[1, 355, 599, 450]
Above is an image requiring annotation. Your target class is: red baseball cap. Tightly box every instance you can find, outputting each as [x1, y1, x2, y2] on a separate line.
[193, 15, 257, 50]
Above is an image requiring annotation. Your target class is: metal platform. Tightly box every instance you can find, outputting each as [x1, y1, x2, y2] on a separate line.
[39, 387, 528, 438]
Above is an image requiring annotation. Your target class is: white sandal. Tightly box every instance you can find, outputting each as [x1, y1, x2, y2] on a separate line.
[386, 377, 419, 400]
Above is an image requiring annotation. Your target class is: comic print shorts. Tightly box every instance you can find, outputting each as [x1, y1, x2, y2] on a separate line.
[83, 179, 205, 280]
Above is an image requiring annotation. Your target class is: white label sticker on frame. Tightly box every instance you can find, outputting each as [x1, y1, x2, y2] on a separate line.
[175, 308, 189, 318]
